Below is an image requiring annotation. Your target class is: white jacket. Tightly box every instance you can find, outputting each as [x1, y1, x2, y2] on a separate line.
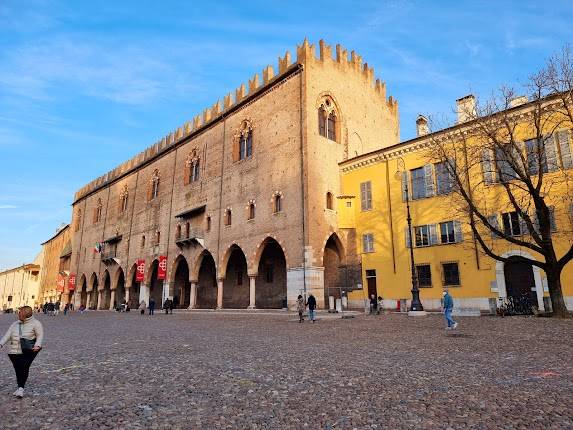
[0, 317, 44, 354]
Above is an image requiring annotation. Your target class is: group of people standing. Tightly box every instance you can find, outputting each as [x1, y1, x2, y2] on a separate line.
[136, 296, 180, 315]
[39, 301, 60, 316]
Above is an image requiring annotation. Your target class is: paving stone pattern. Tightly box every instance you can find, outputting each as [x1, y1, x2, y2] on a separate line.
[0, 311, 572, 429]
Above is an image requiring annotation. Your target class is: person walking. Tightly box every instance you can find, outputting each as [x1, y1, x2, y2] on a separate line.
[296, 295, 305, 323]
[54, 301, 60, 316]
[0, 306, 44, 398]
[168, 298, 174, 315]
[307, 294, 317, 323]
[139, 300, 146, 315]
[377, 296, 383, 315]
[442, 289, 458, 330]
[163, 298, 171, 315]
[149, 298, 155, 316]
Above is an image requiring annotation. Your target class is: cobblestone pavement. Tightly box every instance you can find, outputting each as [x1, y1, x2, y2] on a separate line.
[0, 311, 571, 429]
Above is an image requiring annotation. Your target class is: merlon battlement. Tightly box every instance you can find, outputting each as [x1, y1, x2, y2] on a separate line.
[73, 39, 396, 203]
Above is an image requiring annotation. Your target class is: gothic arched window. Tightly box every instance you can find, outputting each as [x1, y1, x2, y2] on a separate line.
[148, 169, 160, 201]
[119, 185, 129, 214]
[93, 199, 103, 224]
[317, 97, 339, 142]
[234, 120, 254, 162]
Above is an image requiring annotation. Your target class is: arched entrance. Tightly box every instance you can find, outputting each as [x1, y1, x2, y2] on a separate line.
[504, 257, 537, 311]
[196, 252, 217, 309]
[115, 269, 126, 308]
[323, 234, 344, 308]
[172, 256, 190, 308]
[129, 264, 141, 309]
[79, 275, 88, 307]
[255, 238, 287, 309]
[223, 245, 249, 308]
[101, 271, 111, 310]
[89, 274, 98, 310]
[148, 260, 164, 308]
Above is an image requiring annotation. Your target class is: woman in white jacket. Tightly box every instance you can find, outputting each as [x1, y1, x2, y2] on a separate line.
[0, 306, 44, 398]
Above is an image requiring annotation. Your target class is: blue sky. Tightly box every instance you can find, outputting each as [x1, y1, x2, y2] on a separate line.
[1, 0, 572, 269]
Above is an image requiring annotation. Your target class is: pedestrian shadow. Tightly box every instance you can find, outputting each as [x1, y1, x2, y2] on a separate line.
[445, 332, 473, 338]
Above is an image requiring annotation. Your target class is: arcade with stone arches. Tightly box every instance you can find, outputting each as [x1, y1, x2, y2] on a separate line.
[74, 233, 349, 311]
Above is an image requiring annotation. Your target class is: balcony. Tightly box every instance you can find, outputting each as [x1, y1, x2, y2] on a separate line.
[175, 230, 204, 248]
[101, 250, 118, 264]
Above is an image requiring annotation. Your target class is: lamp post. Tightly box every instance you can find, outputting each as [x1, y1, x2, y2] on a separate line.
[395, 158, 425, 314]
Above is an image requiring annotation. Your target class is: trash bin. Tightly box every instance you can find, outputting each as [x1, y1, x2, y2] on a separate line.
[328, 295, 335, 311]
[488, 298, 497, 315]
[399, 299, 408, 312]
[335, 298, 342, 313]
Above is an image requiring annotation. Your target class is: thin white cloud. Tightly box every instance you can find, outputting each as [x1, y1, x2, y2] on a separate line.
[0, 204, 18, 209]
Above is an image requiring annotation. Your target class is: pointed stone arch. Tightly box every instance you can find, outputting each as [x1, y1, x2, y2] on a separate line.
[219, 242, 246, 279]
[254, 237, 288, 309]
[251, 235, 289, 274]
[113, 266, 126, 308]
[171, 254, 190, 308]
[127, 262, 141, 309]
[321, 232, 345, 266]
[100, 269, 112, 310]
[77, 274, 88, 308]
[88, 272, 98, 292]
[322, 232, 346, 308]
[221, 244, 249, 309]
[146, 259, 163, 308]
[194, 249, 217, 309]
[88, 272, 99, 309]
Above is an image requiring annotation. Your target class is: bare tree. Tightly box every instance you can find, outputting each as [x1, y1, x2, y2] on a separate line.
[426, 47, 573, 317]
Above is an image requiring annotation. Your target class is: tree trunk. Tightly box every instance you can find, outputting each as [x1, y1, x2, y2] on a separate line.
[546, 269, 570, 318]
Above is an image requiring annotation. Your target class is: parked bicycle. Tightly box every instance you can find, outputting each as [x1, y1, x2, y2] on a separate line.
[497, 295, 535, 316]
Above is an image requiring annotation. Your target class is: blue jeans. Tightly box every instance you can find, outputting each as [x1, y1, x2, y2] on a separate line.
[444, 308, 455, 327]
[309, 309, 315, 321]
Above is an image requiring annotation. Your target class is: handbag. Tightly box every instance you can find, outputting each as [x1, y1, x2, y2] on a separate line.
[18, 323, 36, 351]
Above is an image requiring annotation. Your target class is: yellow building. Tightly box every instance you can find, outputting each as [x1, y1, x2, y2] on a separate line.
[0, 251, 43, 311]
[339, 95, 573, 313]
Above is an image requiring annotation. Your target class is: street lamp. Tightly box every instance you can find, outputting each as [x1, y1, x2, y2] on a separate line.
[395, 157, 425, 314]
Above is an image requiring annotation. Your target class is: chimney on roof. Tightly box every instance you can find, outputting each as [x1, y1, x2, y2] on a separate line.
[456, 94, 476, 124]
[509, 95, 528, 108]
[416, 115, 429, 137]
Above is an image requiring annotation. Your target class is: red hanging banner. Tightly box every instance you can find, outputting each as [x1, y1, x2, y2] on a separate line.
[158, 255, 167, 280]
[56, 275, 65, 293]
[136, 259, 145, 282]
[68, 273, 76, 291]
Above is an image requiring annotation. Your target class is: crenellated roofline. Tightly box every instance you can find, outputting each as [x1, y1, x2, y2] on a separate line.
[73, 39, 397, 204]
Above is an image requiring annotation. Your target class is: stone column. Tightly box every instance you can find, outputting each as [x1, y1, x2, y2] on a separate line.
[162, 282, 170, 302]
[97, 290, 103, 310]
[216, 278, 224, 310]
[189, 282, 197, 309]
[139, 284, 149, 306]
[109, 290, 116, 311]
[248, 275, 256, 309]
[125, 287, 130, 304]
[74, 291, 81, 309]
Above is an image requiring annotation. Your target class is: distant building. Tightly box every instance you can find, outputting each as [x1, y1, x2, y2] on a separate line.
[39, 224, 72, 304]
[0, 252, 42, 311]
[70, 39, 399, 310]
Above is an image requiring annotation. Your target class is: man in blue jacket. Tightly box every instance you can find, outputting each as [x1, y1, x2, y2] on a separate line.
[442, 289, 457, 330]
